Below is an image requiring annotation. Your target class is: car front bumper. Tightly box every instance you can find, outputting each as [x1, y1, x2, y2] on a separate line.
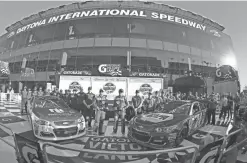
[32, 122, 86, 141]
[128, 126, 178, 149]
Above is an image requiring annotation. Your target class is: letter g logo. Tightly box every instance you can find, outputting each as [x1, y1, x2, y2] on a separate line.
[216, 68, 222, 77]
[98, 64, 107, 73]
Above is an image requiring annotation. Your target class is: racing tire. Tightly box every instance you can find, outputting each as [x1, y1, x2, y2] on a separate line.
[174, 124, 188, 147]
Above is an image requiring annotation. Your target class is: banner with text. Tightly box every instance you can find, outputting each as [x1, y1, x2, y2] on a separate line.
[91, 77, 127, 100]
[59, 75, 91, 93]
[43, 136, 197, 163]
[128, 78, 163, 98]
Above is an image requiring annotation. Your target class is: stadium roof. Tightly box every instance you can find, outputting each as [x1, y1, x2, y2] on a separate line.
[5, 0, 225, 33]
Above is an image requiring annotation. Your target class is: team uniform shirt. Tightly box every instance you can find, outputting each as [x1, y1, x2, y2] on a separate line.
[113, 95, 128, 111]
[77, 92, 86, 105]
[153, 96, 162, 104]
[96, 95, 108, 110]
[143, 97, 154, 111]
[32, 90, 38, 96]
[69, 94, 78, 107]
[84, 93, 96, 109]
[22, 90, 28, 99]
[37, 91, 44, 97]
[132, 95, 142, 108]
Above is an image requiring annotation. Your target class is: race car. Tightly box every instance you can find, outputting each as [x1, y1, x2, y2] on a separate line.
[27, 96, 86, 141]
[128, 100, 208, 149]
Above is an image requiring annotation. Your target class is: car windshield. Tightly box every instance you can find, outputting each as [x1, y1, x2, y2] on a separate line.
[168, 104, 191, 114]
[34, 98, 68, 109]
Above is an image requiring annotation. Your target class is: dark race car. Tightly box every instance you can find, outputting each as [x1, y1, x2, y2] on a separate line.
[27, 96, 86, 141]
[128, 100, 208, 149]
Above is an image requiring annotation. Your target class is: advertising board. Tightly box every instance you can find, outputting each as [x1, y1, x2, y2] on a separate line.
[128, 78, 163, 99]
[91, 77, 127, 100]
[59, 76, 91, 93]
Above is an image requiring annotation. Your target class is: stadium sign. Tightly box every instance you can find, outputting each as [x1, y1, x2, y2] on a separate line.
[130, 72, 166, 78]
[15, 9, 207, 34]
[98, 64, 122, 76]
[61, 70, 92, 76]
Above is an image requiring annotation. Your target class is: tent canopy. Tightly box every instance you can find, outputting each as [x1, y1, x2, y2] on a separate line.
[174, 76, 206, 88]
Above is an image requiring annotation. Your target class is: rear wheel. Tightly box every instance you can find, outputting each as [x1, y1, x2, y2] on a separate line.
[174, 124, 188, 146]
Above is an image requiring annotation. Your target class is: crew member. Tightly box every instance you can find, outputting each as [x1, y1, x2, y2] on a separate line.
[94, 89, 108, 135]
[63, 90, 70, 104]
[26, 88, 32, 113]
[21, 86, 28, 114]
[126, 90, 143, 121]
[37, 87, 43, 97]
[113, 89, 129, 135]
[77, 88, 86, 114]
[153, 91, 162, 110]
[143, 92, 154, 113]
[69, 89, 78, 110]
[83, 87, 96, 129]
[32, 86, 38, 96]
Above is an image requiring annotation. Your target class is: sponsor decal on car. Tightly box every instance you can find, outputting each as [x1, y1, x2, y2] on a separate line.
[141, 113, 174, 123]
[139, 84, 152, 95]
[103, 83, 116, 94]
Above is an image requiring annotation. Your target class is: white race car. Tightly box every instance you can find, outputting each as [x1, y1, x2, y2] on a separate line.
[27, 96, 86, 141]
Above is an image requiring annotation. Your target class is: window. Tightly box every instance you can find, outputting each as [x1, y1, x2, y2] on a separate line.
[95, 17, 114, 37]
[74, 18, 97, 38]
[169, 104, 191, 115]
[34, 24, 56, 43]
[192, 103, 200, 114]
[53, 22, 69, 41]
[92, 56, 111, 66]
[113, 17, 130, 37]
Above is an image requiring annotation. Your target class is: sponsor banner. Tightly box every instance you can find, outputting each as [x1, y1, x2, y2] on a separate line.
[43, 136, 196, 163]
[215, 65, 238, 83]
[61, 70, 92, 76]
[91, 77, 127, 100]
[59, 76, 91, 93]
[14, 9, 208, 36]
[15, 134, 42, 163]
[0, 61, 10, 75]
[98, 64, 122, 76]
[128, 78, 163, 98]
[130, 72, 165, 78]
[21, 67, 35, 79]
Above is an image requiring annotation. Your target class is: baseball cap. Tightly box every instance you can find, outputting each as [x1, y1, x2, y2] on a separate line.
[135, 90, 140, 94]
[119, 89, 124, 93]
[88, 87, 92, 90]
[99, 89, 104, 93]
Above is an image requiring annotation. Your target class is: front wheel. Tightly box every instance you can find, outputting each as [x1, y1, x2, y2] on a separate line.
[174, 124, 188, 146]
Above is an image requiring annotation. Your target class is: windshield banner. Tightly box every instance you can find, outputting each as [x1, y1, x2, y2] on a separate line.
[42, 136, 198, 163]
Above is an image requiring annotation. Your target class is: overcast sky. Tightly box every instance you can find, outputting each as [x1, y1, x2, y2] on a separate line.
[0, 1, 246, 89]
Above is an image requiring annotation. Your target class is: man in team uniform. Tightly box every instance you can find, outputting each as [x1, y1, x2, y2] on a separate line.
[69, 89, 78, 110]
[77, 88, 86, 115]
[143, 92, 155, 113]
[83, 87, 96, 128]
[132, 90, 143, 115]
[153, 91, 162, 110]
[94, 89, 108, 135]
[113, 89, 129, 135]
[21, 86, 28, 114]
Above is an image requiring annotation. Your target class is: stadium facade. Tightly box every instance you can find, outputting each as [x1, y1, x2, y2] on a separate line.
[0, 1, 238, 94]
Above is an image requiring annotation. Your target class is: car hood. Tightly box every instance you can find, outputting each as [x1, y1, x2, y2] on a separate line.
[134, 113, 189, 127]
[32, 107, 82, 121]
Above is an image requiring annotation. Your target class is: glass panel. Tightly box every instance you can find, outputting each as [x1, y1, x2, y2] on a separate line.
[34, 24, 56, 44]
[48, 50, 61, 71]
[111, 56, 127, 66]
[113, 17, 130, 37]
[17, 32, 29, 49]
[92, 55, 111, 67]
[76, 56, 93, 71]
[73, 18, 97, 38]
[37, 51, 49, 72]
[95, 17, 114, 37]
[53, 22, 69, 42]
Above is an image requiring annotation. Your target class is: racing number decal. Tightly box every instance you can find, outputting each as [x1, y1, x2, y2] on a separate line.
[49, 109, 64, 113]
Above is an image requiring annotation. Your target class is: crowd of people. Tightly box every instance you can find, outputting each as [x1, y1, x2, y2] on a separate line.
[18, 85, 244, 135]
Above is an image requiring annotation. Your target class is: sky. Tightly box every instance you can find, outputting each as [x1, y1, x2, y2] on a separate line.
[0, 1, 246, 89]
